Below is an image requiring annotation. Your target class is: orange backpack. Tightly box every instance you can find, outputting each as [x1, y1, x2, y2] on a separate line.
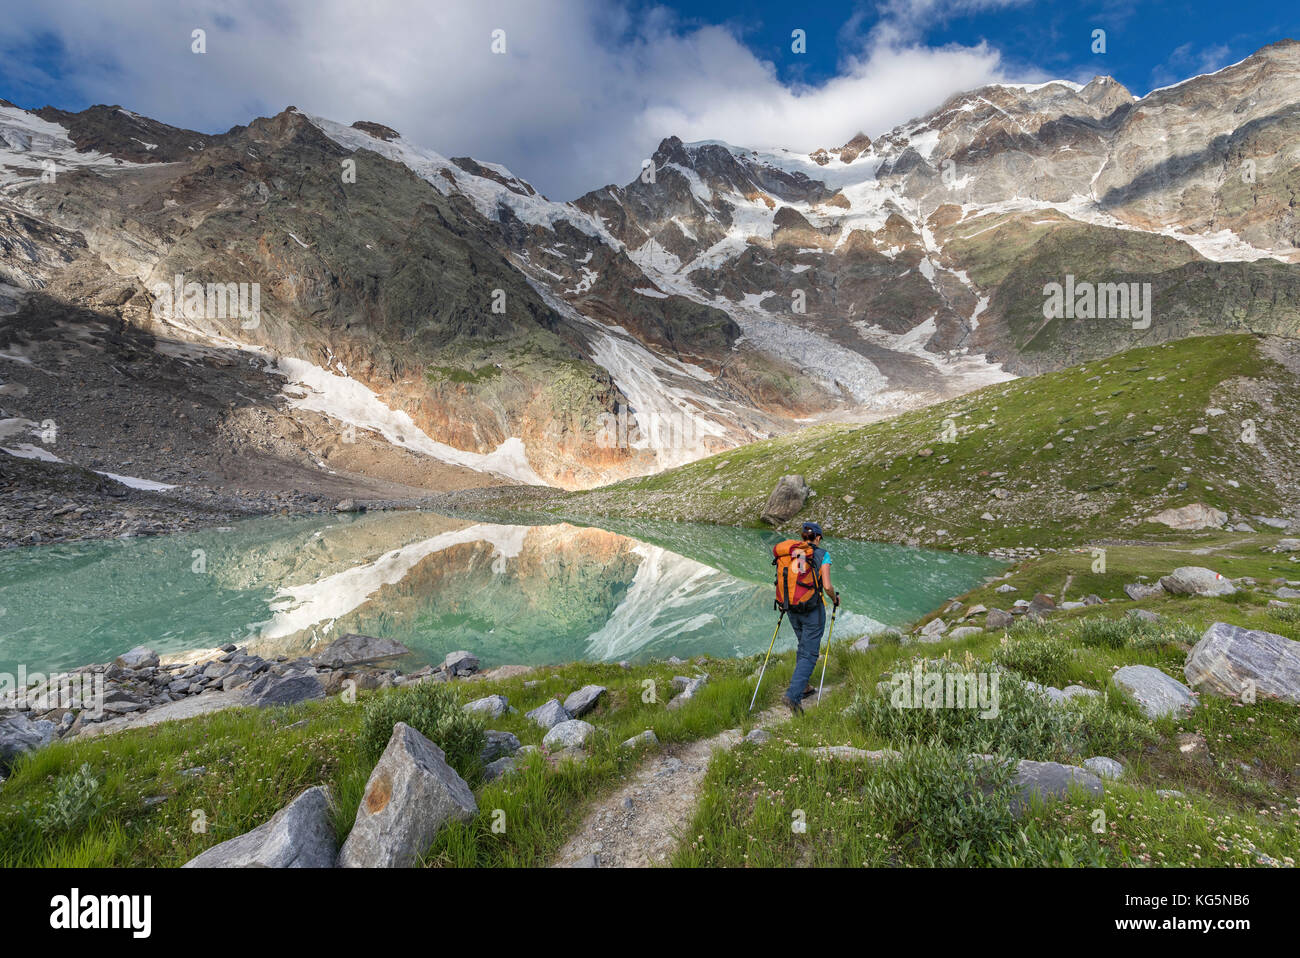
[772, 539, 822, 612]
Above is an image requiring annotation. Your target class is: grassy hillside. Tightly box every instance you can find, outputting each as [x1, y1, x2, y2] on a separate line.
[550, 335, 1300, 552]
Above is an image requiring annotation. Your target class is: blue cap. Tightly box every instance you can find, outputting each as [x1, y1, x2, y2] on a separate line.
[802, 521, 823, 538]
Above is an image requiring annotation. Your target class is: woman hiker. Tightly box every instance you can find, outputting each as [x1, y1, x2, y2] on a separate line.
[783, 521, 838, 715]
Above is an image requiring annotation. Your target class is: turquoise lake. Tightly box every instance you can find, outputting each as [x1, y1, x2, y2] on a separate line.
[0, 512, 1005, 675]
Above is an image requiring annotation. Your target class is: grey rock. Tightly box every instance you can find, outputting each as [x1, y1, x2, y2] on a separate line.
[985, 609, 1014, 630]
[1148, 503, 1228, 530]
[1112, 665, 1197, 718]
[0, 713, 57, 765]
[525, 698, 571, 730]
[463, 694, 510, 719]
[1131, 609, 1163, 623]
[243, 672, 325, 708]
[338, 723, 477, 868]
[666, 674, 709, 710]
[115, 646, 160, 670]
[761, 474, 811, 524]
[543, 719, 596, 751]
[482, 755, 520, 783]
[1159, 566, 1237, 597]
[744, 728, 771, 745]
[851, 636, 874, 653]
[1083, 756, 1124, 780]
[442, 651, 480, 676]
[995, 584, 1017, 593]
[1277, 587, 1300, 599]
[1124, 582, 1166, 601]
[563, 684, 606, 717]
[1009, 759, 1104, 815]
[183, 786, 336, 868]
[948, 626, 983, 640]
[917, 618, 947, 639]
[1184, 622, 1300, 704]
[621, 729, 659, 749]
[311, 633, 411, 669]
[572, 853, 600, 868]
[480, 730, 522, 763]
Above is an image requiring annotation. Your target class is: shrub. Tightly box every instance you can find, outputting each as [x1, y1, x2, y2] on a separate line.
[1076, 614, 1197, 651]
[851, 659, 1070, 762]
[36, 762, 101, 832]
[991, 631, 1073, 686]
[359, 683, 486, 780]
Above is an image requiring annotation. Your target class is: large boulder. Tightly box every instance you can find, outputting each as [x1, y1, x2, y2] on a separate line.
[183, 786, 336, 868]
[1009, 760, 1104, 815]
[1148, 504, 1228, 530]
[563, 685, 606, 718]
[1184, 622, 1300, 704]
[0, 713, 57, 766]
[1112, 665, 1197, 718]
[1158, 567, 1236, 597]
[338, 723, 477, 868]
[311, 634, 411, 669]
[543, 719, 596, 751]
[243, 671, 325, 707]
[525, 698, 571, 729]
[761, 474, 811, 525]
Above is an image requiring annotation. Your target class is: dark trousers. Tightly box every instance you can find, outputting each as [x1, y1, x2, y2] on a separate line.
[786, 601, 825, 701]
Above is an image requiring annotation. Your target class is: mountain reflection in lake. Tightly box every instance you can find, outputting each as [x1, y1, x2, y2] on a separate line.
[0, 511, 1004, 674]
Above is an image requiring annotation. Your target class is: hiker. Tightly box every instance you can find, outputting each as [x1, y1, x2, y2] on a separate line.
[773, 521, 838, 714]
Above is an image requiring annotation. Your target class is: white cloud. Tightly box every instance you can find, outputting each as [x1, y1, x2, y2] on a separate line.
[0, 0, 1040, 199]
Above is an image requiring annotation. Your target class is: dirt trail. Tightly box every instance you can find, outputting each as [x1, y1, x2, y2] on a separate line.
[550, 688, 839, 868]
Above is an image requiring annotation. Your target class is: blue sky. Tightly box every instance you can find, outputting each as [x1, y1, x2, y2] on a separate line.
[1, 1, 1296, 198]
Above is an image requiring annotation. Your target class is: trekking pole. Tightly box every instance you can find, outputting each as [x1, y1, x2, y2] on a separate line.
[748, 610, 785, 713]
[816, 595, 839, 704]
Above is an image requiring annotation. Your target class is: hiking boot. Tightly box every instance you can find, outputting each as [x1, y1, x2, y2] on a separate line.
[781, 693, 804, 715]
[800, 685, 817, 699]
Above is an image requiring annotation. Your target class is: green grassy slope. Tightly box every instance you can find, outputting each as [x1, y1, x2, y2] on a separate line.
[550, 335, 1300, 552]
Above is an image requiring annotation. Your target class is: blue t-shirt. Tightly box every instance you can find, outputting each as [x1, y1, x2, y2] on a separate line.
[812, 547, 830, 568]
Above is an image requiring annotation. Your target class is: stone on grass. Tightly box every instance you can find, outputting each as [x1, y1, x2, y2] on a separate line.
[1083, 756, 1124, 780]
[1158, 567, 1236, 597]
[338, 723, 476, 868]
[761, 474, 811, 524]
[1112, 665, 1196, 718]
[666, 675, 709, 710]
[183, 786, 335, 868]
[1124, 582, 1165, 601]
[985, 609, 1014, 630]
[525, 698, 571, 730]
[621, 729, 659, 749]
[480, 730, 521, 764]
[1184, 622, 1300, 704]
[1009, 760, 1104, 815]
[948, 626, 982, 640]
[1148, 503, 1228, 531]
[463, 694, 510, 719]
[563, 685, 606, 717]
[744, 728, 771, 745]
[543, 719, 596, 751]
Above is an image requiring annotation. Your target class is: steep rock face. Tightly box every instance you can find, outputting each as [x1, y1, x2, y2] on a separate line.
[3, 40, 1300, 497]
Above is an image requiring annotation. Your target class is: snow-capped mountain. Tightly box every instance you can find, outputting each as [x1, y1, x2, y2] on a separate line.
[1, 40, 1298, 495]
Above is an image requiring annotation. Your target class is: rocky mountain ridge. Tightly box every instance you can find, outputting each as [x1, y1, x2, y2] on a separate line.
[2, 40, 1299, 503]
